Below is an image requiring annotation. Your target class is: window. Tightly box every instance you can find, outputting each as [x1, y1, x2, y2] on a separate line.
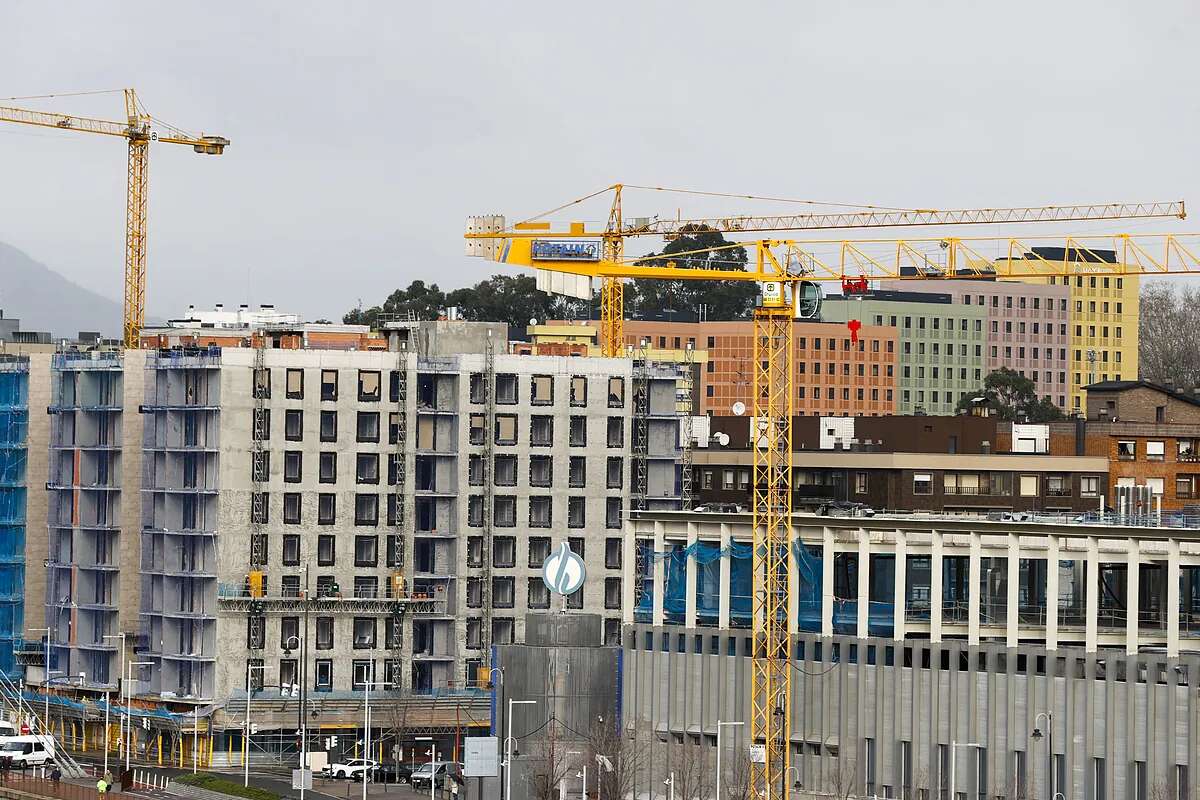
[282, 369, 303, 401]
[351, 660, 375, 691]
[494, 496, 516, 527]
[1146, 440, 1165, 461]
[320, 370, 338, 401]
[319, 410, 337, 442]
[608, 377, 625, 407]
[468, 454, 483, 485]
[466, 537, 483, 568]
[251, 367, 272, 400]
[318, 452, 336, 483]
[283, 493, 301, 525]
[1117, 440, 1136, 460]
[569, 456, 586, 488]
[491, 535, 515, 568]
[530, 496, 552, 528]
[605, 577, 622, 609]
[530, 415, 553, 446]
[528, 578, 550, 609]
[530, 455, 552, 487]
[606, 497, 622, 528]
[356, 412, 379, 443]
[493, 577, 515, 608]
[607, 417, 624, 447]
[1019, 474, 1039, 497]
[531, 375, 553, 405]
[314, 659, 333, 692]
[315, 617, 334, 650]
[355, 494, 379, 526]
[282, 451, 302, 483]
[467, 495, 484, 527]
[253, 408, 271, 441]
[353, 617, 376, 649]
[569, 416, 587, 446]
[251, 492, 269, 524]
[1146, 477, 1164, 496]
[318, 493, 335, 525]
[469, 373, 486, 404]
[354, 535, 378, 567]
[1081, 475, 1100, 497]
[357, 370, 381, 402]
[529, 537, 551, 567]
[469, 414, 485, 445]
[282, 534, 300, 565]
[317, 534, 336, 566]
[495, 414, 517, 445]
[570, 376, 587, 407]
[855, 471, 868, 494]
[284, 409, 303, 441]
[1175, 475, 1200, 499]
[568, 496, 585, 528]
[913, 474, 932, 495]
[494, 454, 517, 485]
[607, 456, 623, 488]
[356, 453, 379, 484]
[605, 537, 622, 569]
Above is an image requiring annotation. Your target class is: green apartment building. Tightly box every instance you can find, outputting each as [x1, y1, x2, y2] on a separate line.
[820, 290, 986, 415]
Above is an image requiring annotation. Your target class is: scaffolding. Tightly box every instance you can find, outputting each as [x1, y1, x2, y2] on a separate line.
[0, 359, 28, 679]
[679, 345, 695, 510]
[632, 341, 650, 511]
[390, 347, 409, 692]
[478, 339, 496, 665]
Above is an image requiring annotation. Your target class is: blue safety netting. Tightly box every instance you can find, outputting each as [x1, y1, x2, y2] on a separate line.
[0, 369, 27, 680]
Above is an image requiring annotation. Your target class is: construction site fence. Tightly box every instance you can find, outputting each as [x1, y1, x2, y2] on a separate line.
[0, 772, 137, 800]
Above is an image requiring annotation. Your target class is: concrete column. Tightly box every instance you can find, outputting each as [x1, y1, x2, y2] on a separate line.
[894, 529, 908, 641]
[822, 526, 835, 638]
[1046, 536, 1060, 651]
[718, 522, 731, 630]
[1085, 536, 1099, 653]
[857, 528, 871, 638]
[1167, 538, 1180, 658]
[652, 521, 665, 626]
[1126, 538, 1140, 655]
[968, 532, 981, 646]
[1006, 534, 1020, 648]
[931, 530, 944, 643]
[684, 521, 698, 628]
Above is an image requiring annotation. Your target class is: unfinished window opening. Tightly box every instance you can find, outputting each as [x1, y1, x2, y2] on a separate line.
[607, 456, 623, 488]
[354, 494, 379, 526]
[570, 376, 587, 407]
[568, 496, 585, 528]
[468, 495, 483, 527]
[530, 415, 553, 446]
[467, 536, 484, 567]
[286, 369, 304, 399]
[569, 416, 587, 447]
[530, 496, 552, 528]
[318, 493, 335, 525]
[468, 454, 483, 485]
[358, 370, 381, 402]
[283, 493, 301, 525]
[493, 536, 516, 568]
[466, 577, 483, 607]
[531, 375, 553, 405]
[605, 577, 622, 609]
[317, 535, 336, 565]
[569, 456, 586, 488]
[388, 412, 403, 444]
[493, 618, 515, 645]
[353, 617, 376, 649]
[253, 368, 271, 399]
[284, 451, 302, 483]
[416, 375, 436, 409]
[496, 374, 518, 404]
[528, 579, 550, 609]
[492, 577, 515, 608]
[284, 409, 303, 441]
[605, 537, 621, 569]
[319, 410, 337, 442]
[416, 416, 435, 450]
[319, 452, 337, 483]
[354, 535, 378, 567]
[357, 453, 380, 485]
[469, 413, 486, 445]
[282, 534, 300, 566]
[495, 414, 517, 445]
[530, 455, 553, 487]
[494, 496, 516, 527]
[607, 417, 624, 447]
[608, 377, 625, 407]
[469, 373, 486, 404]
[494, 454, 517, 486]
[606, 497, 622, 528]
[320, 370, 338, 401]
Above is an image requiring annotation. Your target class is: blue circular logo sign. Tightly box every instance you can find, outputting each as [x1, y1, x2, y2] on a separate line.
[542, 542, 586, 596]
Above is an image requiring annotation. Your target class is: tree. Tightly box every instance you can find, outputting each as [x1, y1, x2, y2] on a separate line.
[956, 367, 1065, 422]
[588, 716, 649, 800]
[343, 280, 447, 326]
[631, 225, 755, 320]
[1140, 282, 1200, 390]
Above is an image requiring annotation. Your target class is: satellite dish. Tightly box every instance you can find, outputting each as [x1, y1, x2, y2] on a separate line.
[731, 401, 746, 416]
[716, 432, 730, 447]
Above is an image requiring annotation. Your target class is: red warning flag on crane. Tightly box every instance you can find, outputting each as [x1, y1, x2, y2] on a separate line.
[847, 319, 862, 344]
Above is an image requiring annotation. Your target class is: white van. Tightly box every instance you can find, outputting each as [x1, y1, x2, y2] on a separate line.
[0, 736, 55, 768]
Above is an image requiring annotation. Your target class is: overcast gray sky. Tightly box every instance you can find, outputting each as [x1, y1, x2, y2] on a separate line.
[2, 1, 1198, 323]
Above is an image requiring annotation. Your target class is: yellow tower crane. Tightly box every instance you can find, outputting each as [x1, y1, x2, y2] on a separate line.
[467, 187, 1188, 799]
[0, 88, 229, 347]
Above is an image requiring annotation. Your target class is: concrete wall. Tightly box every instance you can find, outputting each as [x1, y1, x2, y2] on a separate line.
[22, 353, 50, 639]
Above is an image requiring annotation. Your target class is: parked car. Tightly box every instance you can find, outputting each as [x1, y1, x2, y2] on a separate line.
[410, 761, 462, 791]
[322, 758, 377, 780]
[369, 762, 412, 783]
[0, 736, 55, 769]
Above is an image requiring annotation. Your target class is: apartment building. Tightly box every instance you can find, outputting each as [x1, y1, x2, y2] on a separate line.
[879, 278, 1071, 406]
[0, 359, 28, 678]
[821, 291, 986, 415]
[620, 319, 898, 417]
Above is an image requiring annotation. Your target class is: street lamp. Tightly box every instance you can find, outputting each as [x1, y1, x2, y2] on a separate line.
[102, 634, 126, 760]
[949, 741, 982, 800]
[359, 679, 392, 800]
[664, 772, 675, 800]
[504, 699, 536, 800]
[283, 635, 308, 800]
[416, 736, 437, 800]
[125, 661, 152, 772]
[1031, 712, 1055, 800]
[715, 720, 744, 800]
[244, 663, 272, 787]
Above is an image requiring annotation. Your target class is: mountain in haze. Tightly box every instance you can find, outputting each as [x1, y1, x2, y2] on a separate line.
[0, 241, 123, 338]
